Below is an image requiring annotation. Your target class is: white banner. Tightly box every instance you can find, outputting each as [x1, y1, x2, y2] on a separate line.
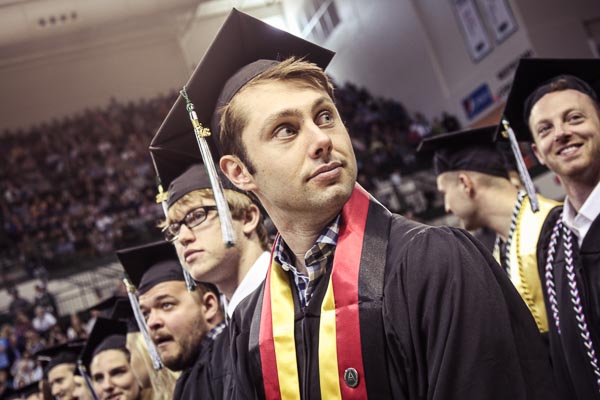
[479, 0, 518, 43]
[451, 0, 493, 62]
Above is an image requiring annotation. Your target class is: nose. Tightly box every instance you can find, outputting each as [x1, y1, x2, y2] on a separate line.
[554, 123, 572, 142]
[444, 197, 452, 214]
[177, 224, 196, 246]
[147, 310, 163, 331]
[101, 377, 114, 394]
[307, 123, 333, 160]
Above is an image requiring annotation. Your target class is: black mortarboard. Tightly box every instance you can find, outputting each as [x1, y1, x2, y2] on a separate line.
[149, 8, 334, 247]
[79, 317, 128, 371]
[167, 163, 238, 207]
[500, 58, 600, 142]
[117, 241, 184, 296]
[110, 298, 139, 333]
[417, 126, 509, 178]
[85, 295, 126, 317]
[4, 381, 40, 400]
[36, 340, 85, 376]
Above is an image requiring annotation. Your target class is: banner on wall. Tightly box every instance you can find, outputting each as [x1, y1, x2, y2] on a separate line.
[479, 0, 518, 43]
[451, 0, 492, 62]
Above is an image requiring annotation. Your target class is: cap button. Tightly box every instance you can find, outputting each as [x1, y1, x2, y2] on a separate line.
[343, 367, 359, 388]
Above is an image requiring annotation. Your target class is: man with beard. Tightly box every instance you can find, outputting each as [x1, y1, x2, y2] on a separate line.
[419, 125, 561, 334]
[150, 9, 557, 399]
[501, 58, 600, 400]
[117, 241, 224, 399]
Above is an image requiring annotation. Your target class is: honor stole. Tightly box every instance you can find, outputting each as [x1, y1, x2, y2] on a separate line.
[258, 185, 381, 399]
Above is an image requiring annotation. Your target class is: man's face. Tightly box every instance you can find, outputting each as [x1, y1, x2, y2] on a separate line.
[139, 281, 211, 371]
[529, 89, 600, 185]
[72, 375, 93, 400]
[48, 363, 76, 400]
[228, 80, 358, 220]
[171, 201, 243, 284]
[90, 349, 140, 400]
[436, 172, 480, 231]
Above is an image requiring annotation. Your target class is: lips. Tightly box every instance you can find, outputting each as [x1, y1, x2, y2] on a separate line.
[184, 249, 202, 262]
[308, 161, 342, 181]
[153, 333, 173, 348]
[556, 143, 582, 156]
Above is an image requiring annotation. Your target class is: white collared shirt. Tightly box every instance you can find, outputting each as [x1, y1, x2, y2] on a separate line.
[562, 180, 600, 247]
[225, 251, 271, 318]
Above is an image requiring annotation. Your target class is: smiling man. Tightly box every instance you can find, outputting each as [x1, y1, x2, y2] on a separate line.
[150, 9, 557, 400]
[502, 58, 600, 400]
[117, 241, 224, 400]
[36, 341, 85, 400]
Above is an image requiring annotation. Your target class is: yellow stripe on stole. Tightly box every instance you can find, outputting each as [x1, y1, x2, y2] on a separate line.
[319, 275, 342, 399]
[271, 262, 301, 400]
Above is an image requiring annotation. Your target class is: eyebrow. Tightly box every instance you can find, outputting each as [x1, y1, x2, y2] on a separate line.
[259, 96, 334, 136]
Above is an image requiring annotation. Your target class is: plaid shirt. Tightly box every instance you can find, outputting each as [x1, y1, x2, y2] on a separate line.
[207, 321, 227, 340]
[273, 215, 340, 309]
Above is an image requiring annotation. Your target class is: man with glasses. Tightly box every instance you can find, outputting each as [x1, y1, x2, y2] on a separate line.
[160, 164, 271, 318]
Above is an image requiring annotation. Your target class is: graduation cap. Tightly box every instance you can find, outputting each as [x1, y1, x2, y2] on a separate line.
[4, 381, 40, 400]
[85, 295, 127, 318]
[110, 298, 139, 333]
[79, 317, 128, 372]
[497, 58, 600, 212]
[35, 340, 85, 376]
[149, 8, 335, 248]
[417, 125, 509, 178]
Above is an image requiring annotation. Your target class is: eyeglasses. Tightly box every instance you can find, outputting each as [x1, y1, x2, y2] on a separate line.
[163, 206, 218, 242]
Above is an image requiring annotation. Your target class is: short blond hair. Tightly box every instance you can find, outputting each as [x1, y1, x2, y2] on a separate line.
[160, 188, 269, 250]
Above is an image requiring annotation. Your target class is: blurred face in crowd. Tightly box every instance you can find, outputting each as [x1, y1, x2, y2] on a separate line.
[72, 375, 93, 400]
[436, 171, 481, 231]
[139, 281, 218, 371]
[221, 80, 357, 223]
[529, 89, 600, 187]
[90, 349, 140, 400]
[48, 363, 76, 400]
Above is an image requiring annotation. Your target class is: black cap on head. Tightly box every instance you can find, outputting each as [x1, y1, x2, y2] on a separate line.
[149, 8, 335, 188]
[35, 340, 85, 377]
[85, 295, 127, 317]
[80, 317, 128, 371]
[167, 164, 239, 207]
[500, 58, 600, 142]
[418, 126, 509, 178]
[117, 241, 185, 295]
[110, 298, 139, 333]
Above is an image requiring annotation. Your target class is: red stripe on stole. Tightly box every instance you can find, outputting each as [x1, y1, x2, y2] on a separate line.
[334, 185, 369, 398]
[259, 248, 281, 399]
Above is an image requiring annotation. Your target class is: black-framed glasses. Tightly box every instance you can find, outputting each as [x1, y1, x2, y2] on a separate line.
[164, 206, 218, 242]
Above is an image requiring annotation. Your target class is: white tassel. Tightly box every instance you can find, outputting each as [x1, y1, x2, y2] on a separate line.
[502, 119, 539, 212]
[124, 278, 163, 370]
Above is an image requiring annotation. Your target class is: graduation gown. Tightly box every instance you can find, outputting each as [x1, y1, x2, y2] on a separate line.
[538, 207, 600, 400]
[230, 185, 557, 400]
[173, 329, 233, 400]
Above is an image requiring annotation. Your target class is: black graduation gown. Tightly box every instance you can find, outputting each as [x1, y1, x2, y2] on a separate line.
[230, 212, 558, 399]
[538, 207, 600, 400]
[173, 329, 233, 400]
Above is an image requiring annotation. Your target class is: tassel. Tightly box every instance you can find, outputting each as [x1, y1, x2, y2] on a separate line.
[124, 278, 163, 370]
[181, 87, 236, 247]
[501, 119, 539, 212]
[77, 361, 99, 400]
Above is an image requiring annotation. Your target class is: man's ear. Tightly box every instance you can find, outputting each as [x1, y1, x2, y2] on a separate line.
[220, 155, 257, 192]
[458, 172, 475, 197]
[241, 204, 261, 237]
[201, 291, 220, 324]
[531, 142, 546, 166]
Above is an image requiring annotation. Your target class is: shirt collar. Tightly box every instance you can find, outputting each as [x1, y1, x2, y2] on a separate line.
[225, 251, 271, 318]
[563, 179, 600, 244]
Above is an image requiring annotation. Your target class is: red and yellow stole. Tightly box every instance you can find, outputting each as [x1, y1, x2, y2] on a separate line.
[259, 185, 373, 399]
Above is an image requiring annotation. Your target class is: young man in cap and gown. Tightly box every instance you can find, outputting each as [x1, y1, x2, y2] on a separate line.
[152, 9, 558, 399]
